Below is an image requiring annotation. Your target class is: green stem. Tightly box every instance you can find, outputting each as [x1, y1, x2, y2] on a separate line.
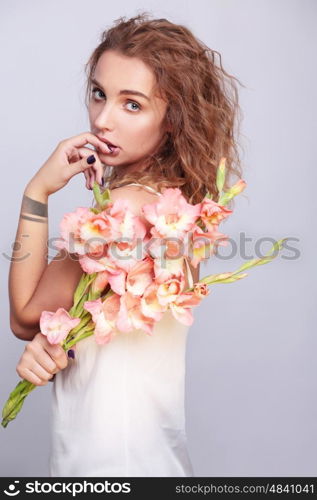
[69, 272, 97, 317]
[184, 238, 286, 292]
[63, 328, 95, 350]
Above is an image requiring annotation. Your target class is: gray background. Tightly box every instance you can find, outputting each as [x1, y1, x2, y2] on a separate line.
[1, 0, 316, 476]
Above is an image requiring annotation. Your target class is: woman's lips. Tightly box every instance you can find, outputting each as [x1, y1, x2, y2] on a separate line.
[101, 144, 120, 155]
[97, 137, 120, 155]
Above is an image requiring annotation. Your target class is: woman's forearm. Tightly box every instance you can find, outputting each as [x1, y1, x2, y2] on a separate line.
[9, 180, 49, 333]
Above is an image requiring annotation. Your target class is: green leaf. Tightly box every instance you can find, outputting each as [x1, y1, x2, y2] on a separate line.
[92, 182, 103, 209]
[102, 188, 111, 203]
[1, 380, 37, 428]
[89, 207, 99, 214]
[92, 183, 111, 211]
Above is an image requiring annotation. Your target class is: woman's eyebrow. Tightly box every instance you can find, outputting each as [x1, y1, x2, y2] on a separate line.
[91, 78, 150, 101]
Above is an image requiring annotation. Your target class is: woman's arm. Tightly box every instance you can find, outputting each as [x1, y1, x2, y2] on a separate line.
[9, 180, 49, 339]
[9, 180, 83, 341]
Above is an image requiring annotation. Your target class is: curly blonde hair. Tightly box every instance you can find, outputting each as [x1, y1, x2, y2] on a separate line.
[84, 11, 245, 206]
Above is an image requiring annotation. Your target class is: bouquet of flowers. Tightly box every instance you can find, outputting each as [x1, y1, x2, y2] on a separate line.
[1, 158, 286, 428]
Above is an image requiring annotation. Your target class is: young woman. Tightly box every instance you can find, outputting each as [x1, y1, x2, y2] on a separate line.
[9, 13, 243, 477]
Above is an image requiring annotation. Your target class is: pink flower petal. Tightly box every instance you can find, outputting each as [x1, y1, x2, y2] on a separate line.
[40, 307, 80, 344]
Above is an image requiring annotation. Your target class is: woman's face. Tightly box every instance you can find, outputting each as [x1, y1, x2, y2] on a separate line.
[88, 50, 169, 172]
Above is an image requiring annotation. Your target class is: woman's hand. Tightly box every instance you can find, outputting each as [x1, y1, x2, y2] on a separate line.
[16, 332, 70, 386]
[27, 132, 111, 196]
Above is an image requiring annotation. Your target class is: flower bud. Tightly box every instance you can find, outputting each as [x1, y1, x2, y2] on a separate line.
[216, 157, 226, 195]
[193, 282, 210, 299]
[230, 179, 247, 196]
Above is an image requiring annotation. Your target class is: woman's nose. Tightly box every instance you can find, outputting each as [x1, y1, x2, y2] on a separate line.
[94, 103, 115, 130]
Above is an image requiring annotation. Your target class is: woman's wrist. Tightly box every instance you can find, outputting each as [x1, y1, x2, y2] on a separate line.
[24, 180, 49, 205]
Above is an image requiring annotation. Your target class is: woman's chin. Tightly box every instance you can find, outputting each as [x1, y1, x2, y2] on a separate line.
[98, 152, 120, 165]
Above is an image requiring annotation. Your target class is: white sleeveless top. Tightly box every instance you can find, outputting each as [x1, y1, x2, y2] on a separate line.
[48, 183, 195, 477]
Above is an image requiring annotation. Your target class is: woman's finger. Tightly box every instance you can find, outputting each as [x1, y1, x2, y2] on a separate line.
[31, 350, 57, 374]
[32, 362, 54, 382]
[77, 147, 104, 185]
[85, 170, 91, 190]
[61, 132, 111, 157]
[90, 169, 96, 189]
[23, 368, 46, 386]
[82, 163, 92, 190]
[86, 167, 93, 190]
[23, 366, 49, 385]
[66, 146, 81, 164]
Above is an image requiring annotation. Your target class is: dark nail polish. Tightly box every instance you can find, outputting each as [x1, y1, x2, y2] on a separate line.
[101, 177, 104, 186]
[87, 154, 96, 164]
[67, 349, 75, 359]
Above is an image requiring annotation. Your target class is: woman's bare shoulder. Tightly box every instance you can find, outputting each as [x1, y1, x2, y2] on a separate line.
[109, 183, 160, 196]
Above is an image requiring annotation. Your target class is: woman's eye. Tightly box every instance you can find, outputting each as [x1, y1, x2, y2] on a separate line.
[126, 101, 141, 112]
[91, 87, 141, 112]
[91, 87, 104, 100]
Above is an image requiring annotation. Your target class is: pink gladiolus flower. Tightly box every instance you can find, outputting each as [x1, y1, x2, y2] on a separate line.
[79, 253, 127, 295]
[83, 294, 121, 345]
[153, 256, 185, 285]
[116, 292, 156, 335]
[146, 236, 187, 261]
[156, 276, 185, 307]
[200, 227, 229, 247]
[190, 240, 207, 268]
[57, 207, 121, 256]
[140, 283, 167, 320]
[169, 292, 202, 325]
[40, 308, 81, 344]
[79, 252, 117, 274]
[142, 188, 201, 239]
[107, 270, 127, 296]
[109, 198, 148, 241]
[107, 238, 148, 273]
[200, 198, 232, 231]
[190, 225, 229, 267]
[83, 298, 102, 323]
[126, 257, 154, 296]
[100, 201, 148, 273]
[91, 271, 109, 294]
[56, 207, 92, 254]
[79, 210, 121, 255]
